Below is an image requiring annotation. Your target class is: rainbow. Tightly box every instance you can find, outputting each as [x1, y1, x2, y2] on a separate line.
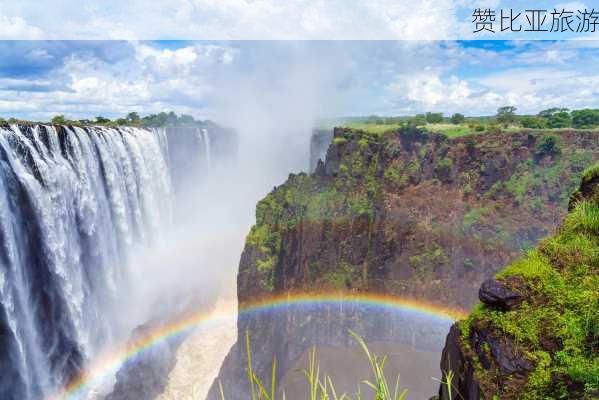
[51, 291, 467, 400]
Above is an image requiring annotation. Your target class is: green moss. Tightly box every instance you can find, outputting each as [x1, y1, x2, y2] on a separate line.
[383, 165, 403, 186]
[582, 161, 599, 182]
[459, 194, 599, 398]
[463, 206, 491, 229]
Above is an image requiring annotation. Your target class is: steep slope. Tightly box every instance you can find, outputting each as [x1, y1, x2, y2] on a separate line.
[211, 127, 599, 398]
[438, 162, 599, 400]
[241, 127, 597, 309]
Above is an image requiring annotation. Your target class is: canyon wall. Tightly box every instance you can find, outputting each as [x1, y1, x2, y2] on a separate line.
[211, 127, 599, 398]
[437, 162, 599, 400]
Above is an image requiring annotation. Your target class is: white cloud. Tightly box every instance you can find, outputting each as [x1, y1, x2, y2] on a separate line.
[0, 14, 42, 39]
[2, 40, 599, 120]
[0, 0, 465, 39]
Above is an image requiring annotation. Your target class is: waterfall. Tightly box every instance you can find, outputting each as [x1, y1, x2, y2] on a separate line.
[0, 124, 172, 400]
[201, 128, 212, 168]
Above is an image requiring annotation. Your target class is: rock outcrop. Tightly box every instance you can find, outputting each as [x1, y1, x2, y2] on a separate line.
[309, 128, 333, 172]
[437, 162, 599, 399]
[211, 127, 599, 399]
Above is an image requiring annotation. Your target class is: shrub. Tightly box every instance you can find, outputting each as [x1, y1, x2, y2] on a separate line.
[51, 115, 66, 124]
[536, 135, 561, 157]
[425, 112, 444, 124]
[520, 116, 547, 129]
[571, 109, 599, 129]
[450, 113, 465, 124]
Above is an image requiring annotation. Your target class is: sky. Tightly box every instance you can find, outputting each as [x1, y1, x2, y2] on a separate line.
[1, 1, 598, 40]
[1, 40, 599, 121]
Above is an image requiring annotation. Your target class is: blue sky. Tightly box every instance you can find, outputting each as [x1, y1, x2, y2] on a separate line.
[1, 40, 599, 121]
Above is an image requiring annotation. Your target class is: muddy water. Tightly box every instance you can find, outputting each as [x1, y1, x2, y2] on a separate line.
[280, 342, 441, 399]
[156, 298, 237, 400]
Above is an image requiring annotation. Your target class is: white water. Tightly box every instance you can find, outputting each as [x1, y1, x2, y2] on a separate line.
[156, 298, 237, 400]
[0, 125, 172, 399]
[201, 128, 212, 168]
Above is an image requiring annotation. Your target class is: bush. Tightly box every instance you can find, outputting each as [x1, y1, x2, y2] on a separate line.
[536, 135, 561, 157]
[450, 113, 465, 124]
[548, 112, 572, 128]
[520, 116, 547, 129]
[425, 112, 444, 124]
[571, 109, 599, 129]
[51, 115, 66, 124]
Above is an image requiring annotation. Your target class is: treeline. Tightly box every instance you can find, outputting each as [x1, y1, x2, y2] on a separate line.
[0, 111, 210, 127]
[354, 107, 599, 130]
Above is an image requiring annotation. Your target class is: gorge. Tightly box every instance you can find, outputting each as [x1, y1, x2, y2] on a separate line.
[210, 127, 599, 399]
[0, 122, 597, 400]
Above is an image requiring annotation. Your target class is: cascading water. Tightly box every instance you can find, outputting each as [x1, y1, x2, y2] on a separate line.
[201, 128, 211, 168]
[0, 124, 172, 400]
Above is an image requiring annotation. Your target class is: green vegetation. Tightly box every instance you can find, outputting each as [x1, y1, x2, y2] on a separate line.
[450, 113, 465, 124]
[535, 134, 561, 157]
[496, 106, 518, 127]
[220, 331, 410, 400]
[459, 162, 599, 399]
[425, 112, 444, 124]
[572, 109, 599, 129]
[0, 111, 211, 128]
[326, 106, 599, 140]
[462, 206, 492, 229]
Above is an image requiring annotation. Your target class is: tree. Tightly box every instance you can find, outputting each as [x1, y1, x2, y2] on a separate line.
[425, 112, 444, 124]
[571, 109, 599, 129]
[126, 112, 140, 122]
[408, 114, 427, 126]
[95, 116, 111, 124]
[178, 114, 195, 125]
[496, 106, 517, 127]
[51, 115, 66, 124]
[520, 116, 547, 129]
[538, 108, 571, 128]
[538, 108, 569, 119]
[450, 113, 465, 124]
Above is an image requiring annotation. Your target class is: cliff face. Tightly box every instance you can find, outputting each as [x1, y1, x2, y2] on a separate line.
[211, 127, 599, 398]
[438, 163, 599, 400]
[309, 128, 333, 172]
[240, 127, 597, 309]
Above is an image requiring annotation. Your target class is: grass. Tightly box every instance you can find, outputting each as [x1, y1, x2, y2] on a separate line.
[339, 122, 405, 135]
[424, 123, 474, 138]
[459, 165, 599, 398]
[219, 330, 413, 400]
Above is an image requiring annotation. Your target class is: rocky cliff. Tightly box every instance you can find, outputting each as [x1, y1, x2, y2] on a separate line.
[211, 127, 599, 398]
[437, 162, 599, 400]
[309, 128, 333, 172]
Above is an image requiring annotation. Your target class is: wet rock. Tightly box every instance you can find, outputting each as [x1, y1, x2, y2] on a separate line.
[473, 329, 533, 376]
[478, 278, 524, 311]
[438, 323, 481, 400]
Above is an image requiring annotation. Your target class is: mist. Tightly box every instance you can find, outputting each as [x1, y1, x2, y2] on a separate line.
[75, 42, 361, 398]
